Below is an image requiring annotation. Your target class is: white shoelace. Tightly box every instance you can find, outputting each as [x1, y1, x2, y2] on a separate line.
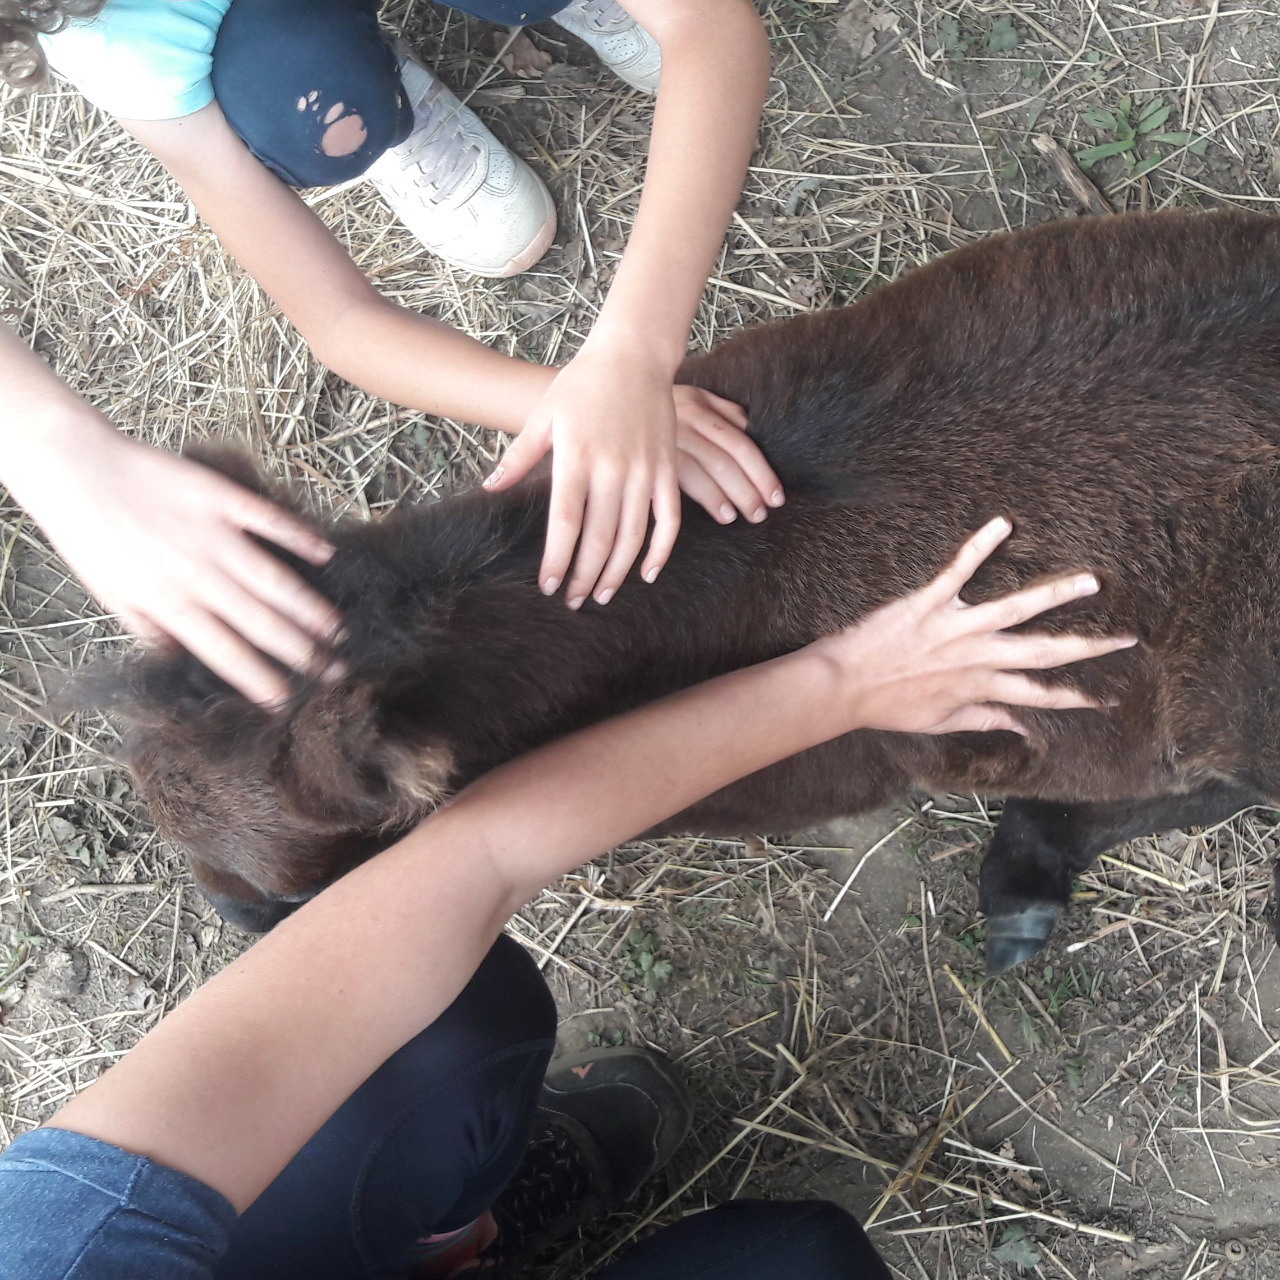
[568, 0, 631, 32]
[394, 83, 481, 203]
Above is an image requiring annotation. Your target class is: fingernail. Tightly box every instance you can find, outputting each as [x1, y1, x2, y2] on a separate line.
[643, 565, 661, 583]
[541, 577, 560, 596]
[322, 660, 347, 685]
[991, 516, 1013, 535]
[567, 596, 585, 611]
[315, 541, 337, 562]
[323, 616, 345, 642]
[595, 588, 615, 605]
[750, 507, 767, 524]
[719, 504, 736, 522]
[1075, 574, 1099, 594]
[770, 489, 785, 507]
[483, 466, 504, 489]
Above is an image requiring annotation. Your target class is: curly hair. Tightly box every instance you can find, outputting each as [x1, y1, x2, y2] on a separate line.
[0, 0, 106, 90]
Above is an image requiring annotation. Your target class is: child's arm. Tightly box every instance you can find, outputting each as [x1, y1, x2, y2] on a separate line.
[0, 322, 341, 707]
[123, 102, 778, 510]
[0, 103, 556, 704]
[121, 104, 558, 431]
[3, 90, 772, 704]
[45, 520, 1133, 1213]
[484, 0, 776, 608]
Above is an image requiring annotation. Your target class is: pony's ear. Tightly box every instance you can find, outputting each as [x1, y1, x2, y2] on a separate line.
[274, 681, 455, 831]
[184, 443, 275, 497]
[184, 444, 319, 524]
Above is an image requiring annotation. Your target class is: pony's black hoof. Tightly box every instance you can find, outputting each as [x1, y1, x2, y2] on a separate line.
[985, 905, 1061, 976]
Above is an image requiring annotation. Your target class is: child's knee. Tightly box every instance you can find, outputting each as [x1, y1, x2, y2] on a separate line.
[211, 0, 410, 187]
[317, 101, 369, 157]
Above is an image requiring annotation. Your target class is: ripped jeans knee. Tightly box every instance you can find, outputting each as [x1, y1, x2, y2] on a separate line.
[294, 92, 371, 158]
[210, 0, 412, 188]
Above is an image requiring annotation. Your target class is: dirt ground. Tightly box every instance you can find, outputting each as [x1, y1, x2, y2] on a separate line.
[3, 1, 1280, 1276]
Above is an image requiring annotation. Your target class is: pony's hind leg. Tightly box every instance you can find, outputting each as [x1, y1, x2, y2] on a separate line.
[980, 780, 1263, 975]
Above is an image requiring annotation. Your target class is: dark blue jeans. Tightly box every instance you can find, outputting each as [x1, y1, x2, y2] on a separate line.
[210, 0, 568, 187]
[0, 933, 888, 1279]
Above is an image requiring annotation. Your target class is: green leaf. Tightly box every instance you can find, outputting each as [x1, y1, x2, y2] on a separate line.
[993, 1225, 1041, 1270]
[1138, 95, 1166, 121]
[938, 15, 964, 51]
[998, 156, 1020, 182]
[1144, 131, 1209, 155]
[1137, 102, 1171, 132]
[984, 16, 1018, 51]
[1132, 152, 1164, 177]
[993, 1238, 1041, 1269]
[1075, 137, 1137, 166]
[1083, 106, 1116, 130]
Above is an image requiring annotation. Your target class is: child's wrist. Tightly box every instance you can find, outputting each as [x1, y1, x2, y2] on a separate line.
[579, 324, 687, 376]
[2, 402, 118, 500]
[797, 636, 876, 733]
[765, 643, 870, 741]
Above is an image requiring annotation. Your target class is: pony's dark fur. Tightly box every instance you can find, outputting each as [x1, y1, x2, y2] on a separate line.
[99, 210, 1280, 958]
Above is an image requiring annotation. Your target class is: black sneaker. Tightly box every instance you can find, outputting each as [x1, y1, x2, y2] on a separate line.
[490, 1046, 693, 1267]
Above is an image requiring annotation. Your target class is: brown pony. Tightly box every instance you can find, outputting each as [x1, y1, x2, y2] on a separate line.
[95, 210, 1280, 973]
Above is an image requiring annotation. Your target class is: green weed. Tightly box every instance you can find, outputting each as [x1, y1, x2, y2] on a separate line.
[984, 16, 1018, 52]
[993, 1222, 1041, 1270]
[619, 930, 673, 993]
[1042, 964, 1102, 1019]
[585, 1027, 628, 1049]
[1064, 1056, 1087, 1090]
[1076, 96, 1209, 177]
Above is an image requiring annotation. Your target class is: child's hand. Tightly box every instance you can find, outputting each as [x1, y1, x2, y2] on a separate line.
[814, 517, 1137, 736]
[484, 354, 783, 607]
[484, 346, 683, 609]
[671, 385, 784, 527]
[19, 428, 341, 707]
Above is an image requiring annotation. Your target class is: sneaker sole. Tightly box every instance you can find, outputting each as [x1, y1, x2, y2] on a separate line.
[442, 192, 556, 279]
[541, 1045, 693, 1198]
[485, 203, 557, 278]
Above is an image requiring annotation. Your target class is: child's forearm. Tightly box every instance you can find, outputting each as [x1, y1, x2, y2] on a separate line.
[43, 523, 1121, 1213]
[0, 322, 119, 499]
[587, 0, 770, 368]
[123, 105, 556, 434]
[312, 297, 554, 432]
[451, 647, 848, 900]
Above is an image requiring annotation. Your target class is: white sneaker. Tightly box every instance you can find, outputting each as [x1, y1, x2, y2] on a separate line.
[551, 0, 662, 95]
[367, 54, 556, 277]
